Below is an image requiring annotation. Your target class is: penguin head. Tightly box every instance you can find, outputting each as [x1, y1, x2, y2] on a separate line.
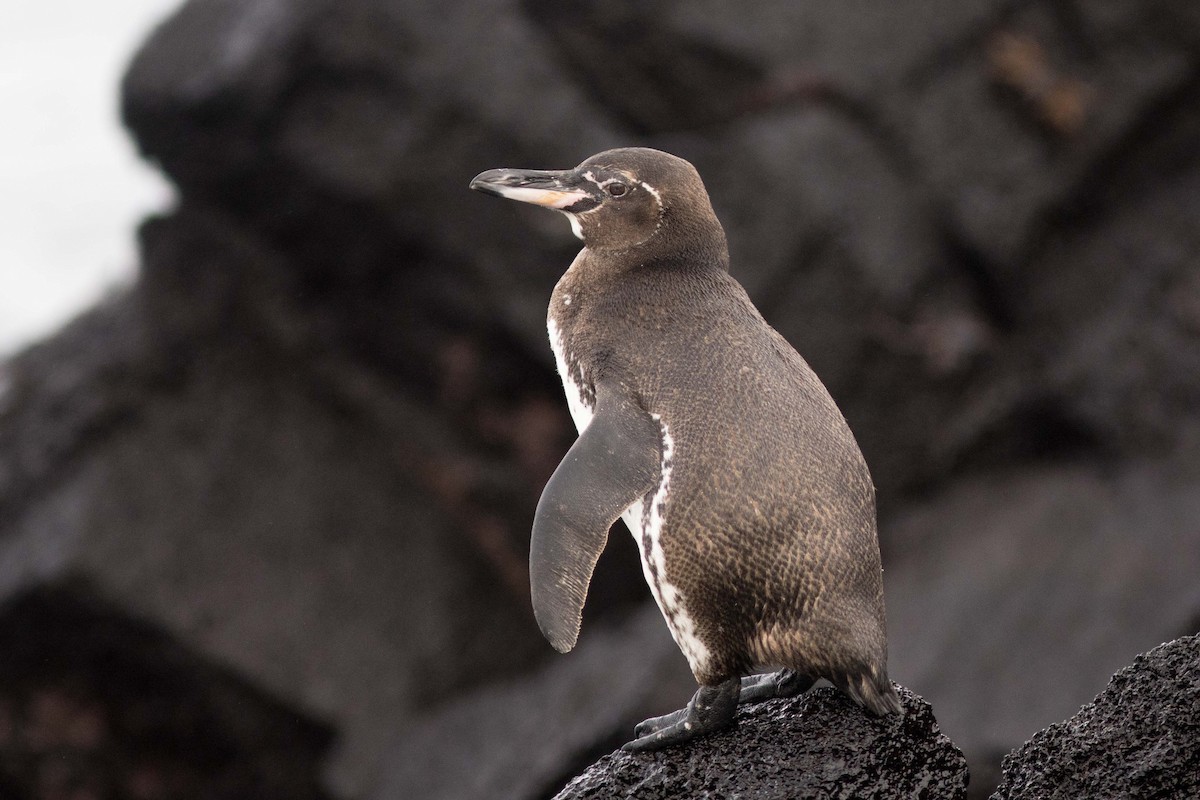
[471, 147, 726, 261]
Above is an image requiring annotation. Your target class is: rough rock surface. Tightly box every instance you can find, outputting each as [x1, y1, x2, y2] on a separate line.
[992, 635, 1200, 800]
[555, 685, 967, 800]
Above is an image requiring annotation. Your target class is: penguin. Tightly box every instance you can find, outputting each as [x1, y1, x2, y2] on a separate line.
[470, 147, 902, 751]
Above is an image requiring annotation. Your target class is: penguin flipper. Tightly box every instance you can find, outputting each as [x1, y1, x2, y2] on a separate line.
[531, 382, 659, 653]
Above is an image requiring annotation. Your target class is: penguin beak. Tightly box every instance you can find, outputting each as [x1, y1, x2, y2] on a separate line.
[469, 168, 599, 213]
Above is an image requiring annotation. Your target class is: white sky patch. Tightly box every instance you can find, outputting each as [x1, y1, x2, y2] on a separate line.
[0, 0, 180, 357]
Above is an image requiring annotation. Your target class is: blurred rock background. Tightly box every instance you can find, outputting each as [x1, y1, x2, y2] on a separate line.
[1, 0, 1198, 798]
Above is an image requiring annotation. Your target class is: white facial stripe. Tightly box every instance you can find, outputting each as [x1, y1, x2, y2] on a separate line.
[565, 212, 584, 240]
[583, 169, 632, 192]
[639, 180, 662, 203]
[640, 180, 666, 237]
[492, 185, 590, 209]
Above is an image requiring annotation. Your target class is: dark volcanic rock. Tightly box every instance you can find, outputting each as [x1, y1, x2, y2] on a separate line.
[0, 205, 557, 794]
[121, 0, 624, 355]
[884, 442, 1200, 794]
[555, 685, 967, 800]
[0, 581, 333, 800]
[897, 1, 1199, 269]
[992, 635, 1200, 800]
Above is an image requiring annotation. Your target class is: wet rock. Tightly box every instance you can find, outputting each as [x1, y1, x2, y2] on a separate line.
[992, 635, 1200, 799]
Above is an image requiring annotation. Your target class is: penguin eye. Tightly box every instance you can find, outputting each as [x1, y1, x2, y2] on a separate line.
[605, 182, 629, 198]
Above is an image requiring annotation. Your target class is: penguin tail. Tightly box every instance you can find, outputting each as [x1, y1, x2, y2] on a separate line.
[835, 671, 904, 716]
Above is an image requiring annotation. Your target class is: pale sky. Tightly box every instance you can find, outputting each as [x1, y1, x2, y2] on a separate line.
[0, 0, 181, 356]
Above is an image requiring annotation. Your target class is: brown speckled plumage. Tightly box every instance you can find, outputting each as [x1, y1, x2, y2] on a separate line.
[471, 147, 900, 732]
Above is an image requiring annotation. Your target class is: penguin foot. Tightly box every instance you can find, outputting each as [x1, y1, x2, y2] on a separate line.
[622, 678, 739, 752]
[629, 706, 688, 737]
[737, 668, 815, 704]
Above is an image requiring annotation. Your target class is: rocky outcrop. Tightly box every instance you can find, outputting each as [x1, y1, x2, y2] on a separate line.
[993, 635, 1200, 799]
[555, 685, 967, 800]
[2, 0, 1199, 795]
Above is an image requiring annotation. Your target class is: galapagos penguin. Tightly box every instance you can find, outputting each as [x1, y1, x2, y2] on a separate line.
[470, 147, 902, 751]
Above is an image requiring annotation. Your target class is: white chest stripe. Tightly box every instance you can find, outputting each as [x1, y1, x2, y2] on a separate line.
[549, 314, 709, 674]
[547, 316, 593, 433]
[624, 416, 711, 675]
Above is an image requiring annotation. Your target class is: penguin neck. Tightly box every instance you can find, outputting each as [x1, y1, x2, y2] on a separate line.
[567, 229, 730, 285]
[548, 249, 588, 342]
[547, 236, 730, 377]
[551, 235, 730, 325]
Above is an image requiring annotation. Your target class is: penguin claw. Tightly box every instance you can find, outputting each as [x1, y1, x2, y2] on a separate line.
[622, 717, 705, 752]
[632, 708, 687, 738]
[621, 678, 739, 752]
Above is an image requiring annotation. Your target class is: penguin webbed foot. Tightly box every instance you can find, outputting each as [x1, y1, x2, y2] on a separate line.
[622, 678, 739, 752]
[737, 668, 815, 704]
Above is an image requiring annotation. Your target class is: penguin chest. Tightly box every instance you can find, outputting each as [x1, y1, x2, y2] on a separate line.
[546, 301, 712, 677]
